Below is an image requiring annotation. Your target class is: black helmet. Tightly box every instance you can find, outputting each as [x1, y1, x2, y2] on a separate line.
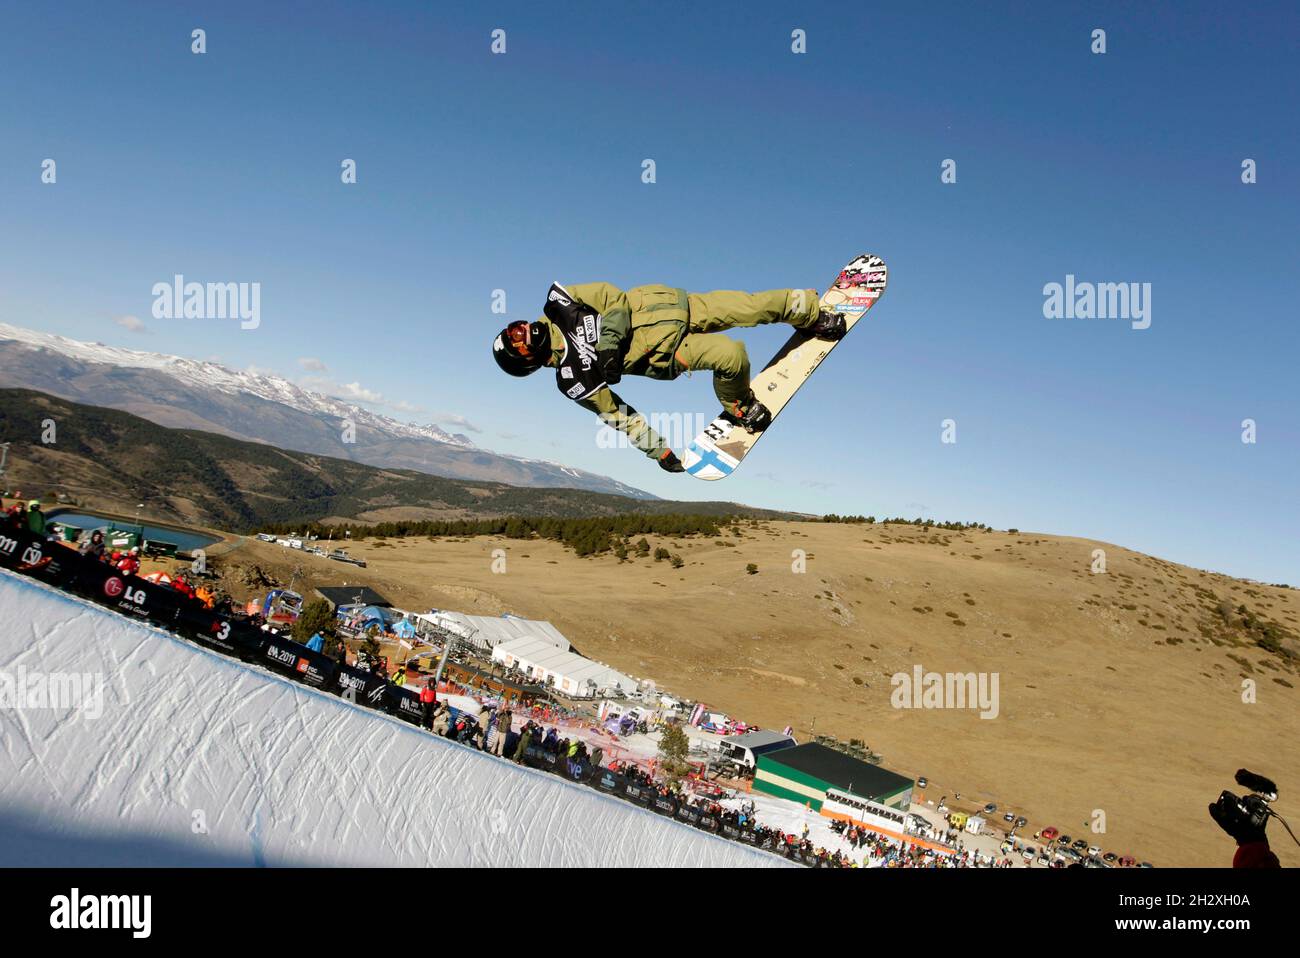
[492, 321, 550, 377]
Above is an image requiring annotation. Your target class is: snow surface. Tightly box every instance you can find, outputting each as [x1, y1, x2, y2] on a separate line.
[0, 570, 786, 867]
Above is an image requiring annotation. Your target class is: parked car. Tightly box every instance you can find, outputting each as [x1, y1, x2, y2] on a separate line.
[1088, 845, 1101, 857]
[917, 777, 928, 788]
[1021, 846, 1036, 861]
[1072, 838, 1089, 851]
[1016, 816, 1028, 828]
[1037, 853, 1052, 867]
[1058, 834, 1073, 846]
[983, 803, 997, 814]
[1102, 852, 1118, 864]
[1004, 812, 1016, 823]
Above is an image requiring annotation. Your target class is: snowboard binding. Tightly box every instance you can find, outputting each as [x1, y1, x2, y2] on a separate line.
[722, 392, 773, 433]
[808, 308, 848, 341]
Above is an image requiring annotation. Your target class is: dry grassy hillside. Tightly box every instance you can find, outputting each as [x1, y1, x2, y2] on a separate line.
[218, 521, 1299, 867]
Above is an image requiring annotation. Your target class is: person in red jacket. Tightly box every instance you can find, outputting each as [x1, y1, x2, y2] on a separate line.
[116, 547, 141, 575]
[419, 682, 437, 730]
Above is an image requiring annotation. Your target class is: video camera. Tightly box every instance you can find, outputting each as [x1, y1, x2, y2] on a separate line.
[1211, 769, 1278, 839]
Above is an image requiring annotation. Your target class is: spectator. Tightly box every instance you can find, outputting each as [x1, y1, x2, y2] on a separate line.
[491, 704, 512, 757]
[116, 547, 141, 576]
[78, 530, 106, 560]
[513, 723, 534, 763]
[25, 500, 45, 536]
[419, 682, 437, 730]
[431, 700, 451, 737]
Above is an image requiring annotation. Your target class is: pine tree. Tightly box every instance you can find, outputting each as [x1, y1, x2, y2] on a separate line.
[657, 720, 691, 784]
[292, 598, 336, 645]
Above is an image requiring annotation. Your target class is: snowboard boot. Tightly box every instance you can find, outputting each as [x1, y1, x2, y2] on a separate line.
[807, 308, 847, 341]
[722, 390, 773, 433]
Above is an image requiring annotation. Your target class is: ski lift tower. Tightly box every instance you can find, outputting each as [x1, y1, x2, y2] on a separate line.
[0, 443, 10, 491]
[432, 622, 479, 692]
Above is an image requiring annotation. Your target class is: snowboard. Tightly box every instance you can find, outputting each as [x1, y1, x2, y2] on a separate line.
[681, 253, 888, 480]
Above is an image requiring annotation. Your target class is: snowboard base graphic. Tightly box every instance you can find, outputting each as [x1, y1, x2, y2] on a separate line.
[681, 253, 888, 480]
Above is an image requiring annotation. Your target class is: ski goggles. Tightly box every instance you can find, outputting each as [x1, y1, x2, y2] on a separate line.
[505, 321, 534, 357]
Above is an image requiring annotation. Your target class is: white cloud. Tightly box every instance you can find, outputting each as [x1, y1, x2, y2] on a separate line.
[114, 315, 146, 334]
[336, 381, 385, 404]
[297, 357, 328, 373]
[297, 375, 481, 434]
[432, 412, 481, 433]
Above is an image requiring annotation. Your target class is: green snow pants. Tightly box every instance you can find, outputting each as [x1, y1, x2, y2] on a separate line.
[676, 288, 821, 412]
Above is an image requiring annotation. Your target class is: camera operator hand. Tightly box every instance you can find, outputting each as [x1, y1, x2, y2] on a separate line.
[1209, 791, 1267, 845]
[1209, 791, 1280, 867]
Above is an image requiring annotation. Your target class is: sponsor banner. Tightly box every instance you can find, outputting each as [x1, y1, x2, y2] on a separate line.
[335, 663, 388, 709]
[525, 746, 560, 772]
[261, 637, 338, 688]
[73, 558, 183, 625]
[591, 768, 626, 798]
[383, 684, 426, 725]
[652, 794, 677, 817]
[622, 782, 655, 809]
[175, 603, 267, 660]
[0, 528, 76, 586]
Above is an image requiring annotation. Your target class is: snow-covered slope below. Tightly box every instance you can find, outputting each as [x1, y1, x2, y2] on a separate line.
[0, 570, 781, 867]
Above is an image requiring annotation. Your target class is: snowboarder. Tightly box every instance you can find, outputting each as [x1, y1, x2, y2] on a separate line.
[491, 282, 846, 472]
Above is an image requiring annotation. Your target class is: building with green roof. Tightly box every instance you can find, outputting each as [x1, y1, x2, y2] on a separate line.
[753, 743, 914, 811]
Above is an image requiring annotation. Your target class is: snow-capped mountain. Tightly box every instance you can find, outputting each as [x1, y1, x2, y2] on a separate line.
[0, 322, 654, 499]
[0, 323, 473, 446]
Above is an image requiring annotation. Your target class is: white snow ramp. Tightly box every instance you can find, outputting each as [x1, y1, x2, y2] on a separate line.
[0, 570, 783, 867]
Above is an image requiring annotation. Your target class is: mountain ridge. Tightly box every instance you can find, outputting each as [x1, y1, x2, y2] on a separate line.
[0, 322, 653, 499]
[0, 388, 792, 530]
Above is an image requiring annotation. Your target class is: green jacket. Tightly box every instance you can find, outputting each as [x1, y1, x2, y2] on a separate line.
[538, 282, 691, 460]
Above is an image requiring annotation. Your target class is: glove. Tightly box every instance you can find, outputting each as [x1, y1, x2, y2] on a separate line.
[1209, 792, 1268, 845]
[596, 348, 622, 384]
[658, 449, 685, 473]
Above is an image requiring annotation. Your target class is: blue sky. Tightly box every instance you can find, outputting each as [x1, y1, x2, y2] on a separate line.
[1, 1, 1297, 583]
